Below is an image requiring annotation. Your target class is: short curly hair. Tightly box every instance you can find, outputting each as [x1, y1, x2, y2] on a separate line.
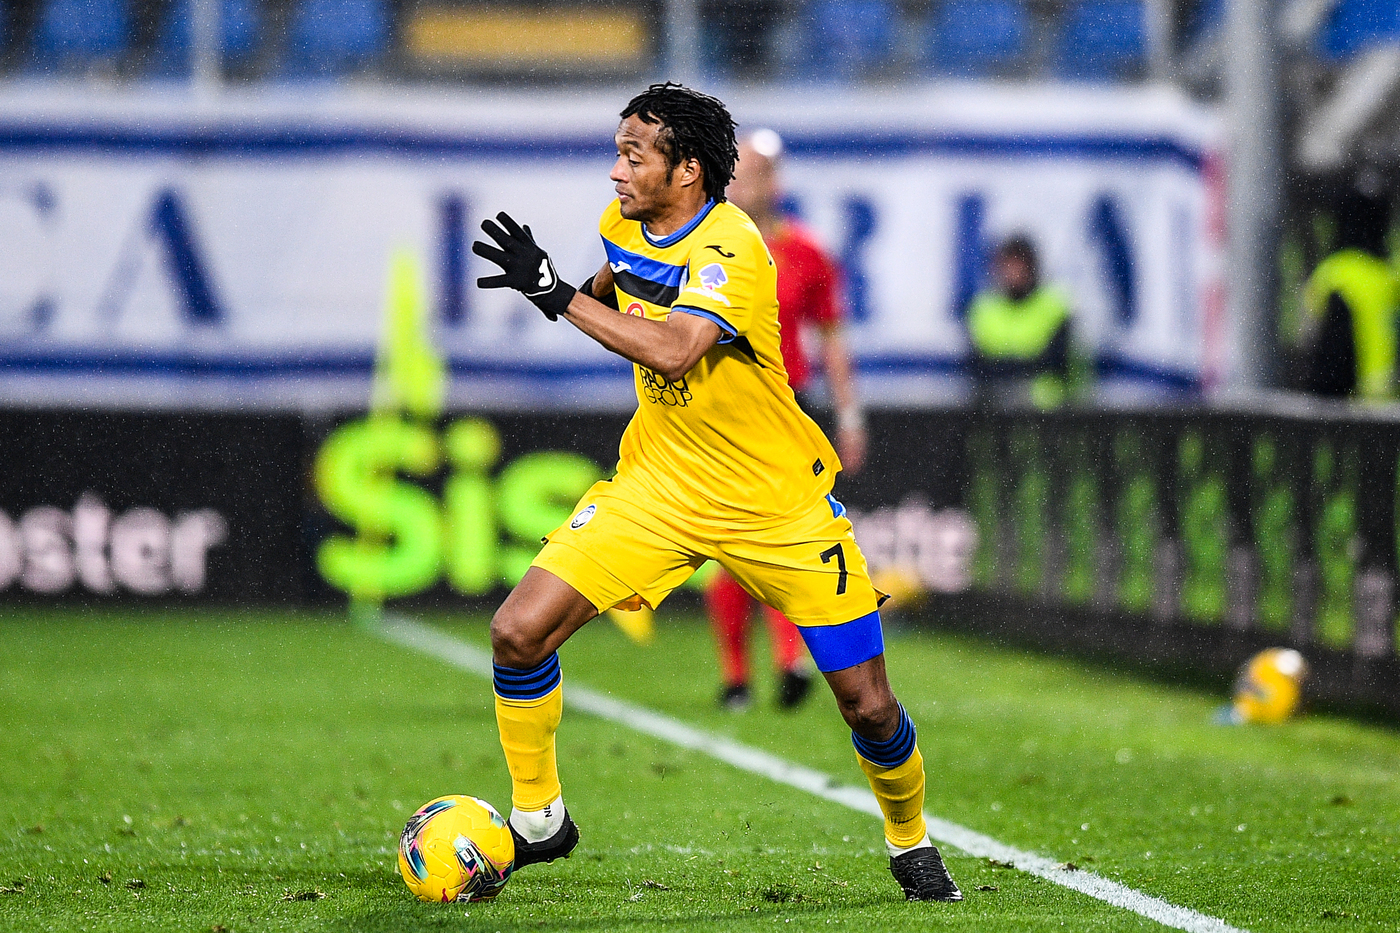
[621, 83, 739, 203]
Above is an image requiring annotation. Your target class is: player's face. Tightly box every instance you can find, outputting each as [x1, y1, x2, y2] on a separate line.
[727, 142, 777, 216]
[996, 254, 1034, 299]
[611, 114, 695, 222]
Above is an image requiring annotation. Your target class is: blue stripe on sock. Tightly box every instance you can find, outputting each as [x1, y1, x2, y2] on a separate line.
[852, 704, 917, 768]
[493, 654, 561, 701]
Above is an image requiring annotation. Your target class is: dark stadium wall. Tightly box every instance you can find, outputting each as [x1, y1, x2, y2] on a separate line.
[5, 404, 1398, 718]
[0, 411, 306, 603]
[298, 405, 1400, 716]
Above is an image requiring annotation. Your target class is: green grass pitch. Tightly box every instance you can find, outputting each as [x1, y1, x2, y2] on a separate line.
[1, 606, 1397, 932]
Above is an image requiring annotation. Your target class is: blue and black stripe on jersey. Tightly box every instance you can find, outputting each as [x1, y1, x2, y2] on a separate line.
[603, 240, 686, 308]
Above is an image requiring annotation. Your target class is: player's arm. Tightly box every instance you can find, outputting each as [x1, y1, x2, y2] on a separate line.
[563, 291, 720, 382]
[816, 322, 867, 472]
[806, 244, 866, 472]
[579, 263, 618, 309]
[471, 212, 718, 381]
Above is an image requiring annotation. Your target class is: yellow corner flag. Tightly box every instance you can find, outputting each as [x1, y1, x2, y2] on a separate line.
[607, 605, 655, 645]
[372, 248, 446, 421]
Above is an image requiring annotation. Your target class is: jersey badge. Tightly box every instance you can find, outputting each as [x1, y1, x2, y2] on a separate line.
[570, 504, 597, 529]
[704, 244, 735, 257]
[685, 262, 731, 306]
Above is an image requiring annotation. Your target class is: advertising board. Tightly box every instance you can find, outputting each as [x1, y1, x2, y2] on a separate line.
[4, 402, 1398, 715]
[0, 85, 1221, 410]
[304, 410, 978, 604]
[0, 411, 305, 602]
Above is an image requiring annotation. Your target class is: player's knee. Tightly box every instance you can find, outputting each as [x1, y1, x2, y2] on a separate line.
[490, 606, 548, 669]
[837, 690, 900, 741]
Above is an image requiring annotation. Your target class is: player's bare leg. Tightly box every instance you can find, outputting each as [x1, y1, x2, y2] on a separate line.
[824, 656, 962, 902]
[492, 567, 597, 668]
[490, 567, 597, 868]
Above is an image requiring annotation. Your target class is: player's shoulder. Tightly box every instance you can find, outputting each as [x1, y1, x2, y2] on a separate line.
[691, 202, 768, 266]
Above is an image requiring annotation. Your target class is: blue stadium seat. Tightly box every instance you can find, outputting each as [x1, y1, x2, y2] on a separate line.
[781, 0, 898, 80]
[283, 0, 388, 76]
[155, 0, 261, 74]
[926, 0, 1030, 77]
[1053, 0, 1147, 81]
[1319, 0, 1400, 61]
[32, 0, 131, 67]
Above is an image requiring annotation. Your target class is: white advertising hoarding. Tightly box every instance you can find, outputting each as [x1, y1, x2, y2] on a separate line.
[0, 84, 1223, 410]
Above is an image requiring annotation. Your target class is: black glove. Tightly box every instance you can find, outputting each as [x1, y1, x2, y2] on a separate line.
[471, 212, 575, 321]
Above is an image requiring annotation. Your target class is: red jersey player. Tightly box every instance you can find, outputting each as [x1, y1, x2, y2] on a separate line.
[709, 128, 867, 710]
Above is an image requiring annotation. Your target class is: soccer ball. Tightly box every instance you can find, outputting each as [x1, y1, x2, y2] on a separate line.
[1227, 648, 1308, 724]
[398, 795, 515, 903]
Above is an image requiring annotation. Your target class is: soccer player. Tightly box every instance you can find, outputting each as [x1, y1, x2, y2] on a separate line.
[471, 83, 961, 902]
[708, 127, 867, 712]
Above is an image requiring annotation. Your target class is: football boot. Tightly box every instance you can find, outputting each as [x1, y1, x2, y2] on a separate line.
[718, 682, 752, 711]
[777, 668, 813, 710]
[890, 845, 962, 902]
[509, 809, 580, 869]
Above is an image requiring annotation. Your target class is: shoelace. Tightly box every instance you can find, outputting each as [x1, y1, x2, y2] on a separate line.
[896, 852, 957, 896]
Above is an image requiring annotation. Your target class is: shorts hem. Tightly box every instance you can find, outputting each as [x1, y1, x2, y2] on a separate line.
[532, 542, 632, 615]
[797, 610, 885, 672]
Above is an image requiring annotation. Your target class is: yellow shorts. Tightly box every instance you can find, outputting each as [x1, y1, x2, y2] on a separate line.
[532, 478, 887, 669]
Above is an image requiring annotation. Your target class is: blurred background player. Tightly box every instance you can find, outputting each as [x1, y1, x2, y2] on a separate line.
[967, 235, 1082, 408]
[710, 127, 867, 712]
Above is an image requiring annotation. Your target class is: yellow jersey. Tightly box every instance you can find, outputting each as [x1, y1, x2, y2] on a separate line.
[599, 197, 840, 522]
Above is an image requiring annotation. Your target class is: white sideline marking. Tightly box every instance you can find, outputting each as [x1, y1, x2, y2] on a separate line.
[379, 616, 1246, 933]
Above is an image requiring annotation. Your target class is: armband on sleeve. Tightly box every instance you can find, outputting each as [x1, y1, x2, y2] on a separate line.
[580, 274, 619, 311]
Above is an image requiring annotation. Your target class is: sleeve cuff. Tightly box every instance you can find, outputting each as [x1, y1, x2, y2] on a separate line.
[671, 305, 737, 344]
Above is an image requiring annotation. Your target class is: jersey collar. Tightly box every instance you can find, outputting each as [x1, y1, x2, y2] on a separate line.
[641, 199, 716, 249]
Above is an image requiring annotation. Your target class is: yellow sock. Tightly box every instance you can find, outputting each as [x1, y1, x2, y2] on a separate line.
[495, 683, 563, 812]
[857, 744, 928, 849]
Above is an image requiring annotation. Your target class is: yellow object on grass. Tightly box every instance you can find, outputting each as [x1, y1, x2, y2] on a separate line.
[606, 603, 655, 645]
[1223, 648, 1308, 725]
[870, 566, 926, 612]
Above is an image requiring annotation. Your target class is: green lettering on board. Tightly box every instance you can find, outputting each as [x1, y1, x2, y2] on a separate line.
[1061, 433, 1096, 606]
[1252, 437, 1295, 631]
[1178, 431, 1227, 622]
[497, 453, 605, 587]
[1012, 427, 1046, 597]
[314, 417, 444, 600]
[442, 418, 502, 595]
[313, 415, 607, 600]
[1314, 441, 1357, 649]
[967, 430, 998, 588]
[1115, 431, 1156, 614]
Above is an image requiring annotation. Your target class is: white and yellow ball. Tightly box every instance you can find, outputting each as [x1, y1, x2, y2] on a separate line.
[1229, 648, 1308, 724]
[398, 795, 515, 903]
